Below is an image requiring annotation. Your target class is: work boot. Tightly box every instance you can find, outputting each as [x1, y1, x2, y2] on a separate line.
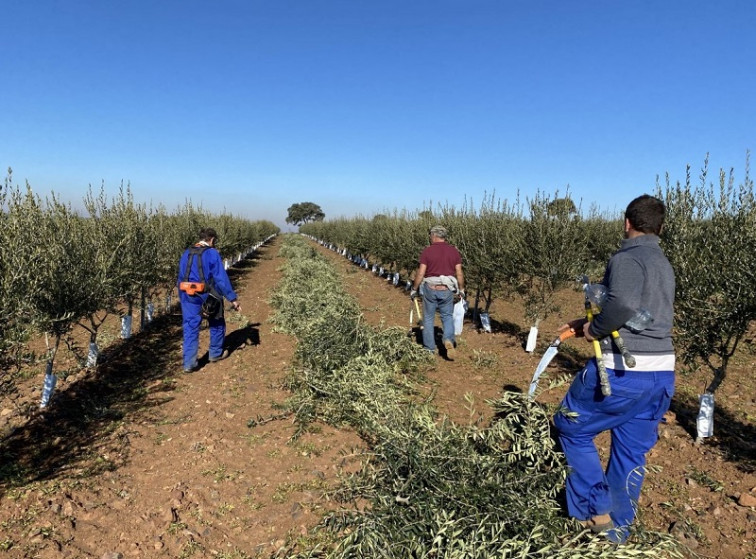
[581, 514, 614, 533]
[209, 349, 229, 362]
[444, 340, 456, 360]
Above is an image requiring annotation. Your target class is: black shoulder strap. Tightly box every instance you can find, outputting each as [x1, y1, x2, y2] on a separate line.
[183, 245, 209, 283]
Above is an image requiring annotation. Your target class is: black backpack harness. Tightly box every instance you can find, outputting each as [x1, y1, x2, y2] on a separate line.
[179, 245, 211, 296]
[180, 245, 223, 318]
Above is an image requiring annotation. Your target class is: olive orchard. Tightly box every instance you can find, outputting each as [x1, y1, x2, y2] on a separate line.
[0, 172, 279, 400]
[302, 165, 756, 409]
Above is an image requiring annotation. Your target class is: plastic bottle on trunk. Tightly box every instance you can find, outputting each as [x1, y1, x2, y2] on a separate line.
[40, 363, 57, 409]
[696, 393, 714, 440]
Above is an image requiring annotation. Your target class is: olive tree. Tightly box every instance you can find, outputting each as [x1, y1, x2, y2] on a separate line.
[516, 190, 588, 332]
[447, 193, 523, 316]
[78, 185, 161, 360]
[659, 155, 756, 394]
[397, 214, 433, 278]
[0, 170, 37, 371]
[100, 184, 161, 336]
[6, 186, 109, 405]
[575, 202, 622, 272]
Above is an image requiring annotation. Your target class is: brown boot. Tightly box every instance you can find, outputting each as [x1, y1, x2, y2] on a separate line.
[444, 340, 456, 360]
[209, 349, 229, 362]
[581, 514, 614, 533]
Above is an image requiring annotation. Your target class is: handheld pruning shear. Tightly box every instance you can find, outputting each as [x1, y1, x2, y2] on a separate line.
[581, 276, 612, 397]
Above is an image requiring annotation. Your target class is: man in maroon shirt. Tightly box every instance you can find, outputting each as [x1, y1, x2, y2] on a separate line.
[411, 225, 465, 358]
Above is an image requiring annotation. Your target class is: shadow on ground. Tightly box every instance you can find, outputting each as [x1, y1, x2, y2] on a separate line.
[0, 250, 269, 492]
[408, 326, 458, 360]
[670, 392, 756, 473]
[0, 310, 184, 490]
[225, 323, 261, 352]
[487, 316, 522, 338]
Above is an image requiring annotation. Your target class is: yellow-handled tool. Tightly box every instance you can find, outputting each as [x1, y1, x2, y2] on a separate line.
[584, 293, 611, 397]
[585, 297, 612, 396]
[584, 280, 637, 369]
[610, 330, 636, 368]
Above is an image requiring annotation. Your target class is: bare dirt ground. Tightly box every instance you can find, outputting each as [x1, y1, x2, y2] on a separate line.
[0, 235, 754, 558]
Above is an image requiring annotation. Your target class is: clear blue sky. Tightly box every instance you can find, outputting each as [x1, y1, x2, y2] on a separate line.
[2, 0, 753, 230]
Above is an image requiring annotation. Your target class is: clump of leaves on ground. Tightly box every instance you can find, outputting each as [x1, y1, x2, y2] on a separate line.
[266, 235, 684, 558]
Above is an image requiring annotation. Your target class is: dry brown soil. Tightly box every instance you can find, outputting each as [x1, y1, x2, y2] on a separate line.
[0, 235, 754, 558]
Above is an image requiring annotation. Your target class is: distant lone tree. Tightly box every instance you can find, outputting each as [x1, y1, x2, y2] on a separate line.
[547, 197, 577, 216]
[286, 202, 325, 227]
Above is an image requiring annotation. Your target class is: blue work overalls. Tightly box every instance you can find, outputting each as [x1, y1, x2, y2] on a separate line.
[177, 245, 237, 370]
[553, 358, 674, 542]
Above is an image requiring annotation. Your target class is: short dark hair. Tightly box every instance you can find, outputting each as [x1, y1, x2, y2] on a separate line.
[625, 195, 665, 235]
[199, 227, 217, 242]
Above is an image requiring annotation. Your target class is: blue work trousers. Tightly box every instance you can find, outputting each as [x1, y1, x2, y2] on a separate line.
[180, 295, 226, 370]
[553, 359, 674, 536]
[420, 284, 455, 352]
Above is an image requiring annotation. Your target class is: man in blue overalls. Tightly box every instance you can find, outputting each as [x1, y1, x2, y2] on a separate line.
[177, 228, 241, 372]
[553, 195, 675, 543]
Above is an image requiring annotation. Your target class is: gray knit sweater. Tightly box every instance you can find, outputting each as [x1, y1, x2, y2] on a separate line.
[589, 234, 675, 356]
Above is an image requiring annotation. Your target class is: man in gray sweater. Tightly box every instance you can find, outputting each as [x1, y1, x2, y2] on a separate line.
[553, 194, 675, 544]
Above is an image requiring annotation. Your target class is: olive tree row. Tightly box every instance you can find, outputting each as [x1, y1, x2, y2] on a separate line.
[0, 172, 279, 396]
[301, 190, 620, 332]
[306, 156, 756, 398]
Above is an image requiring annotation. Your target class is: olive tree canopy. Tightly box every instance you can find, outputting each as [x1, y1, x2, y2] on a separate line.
[659, 155, 756, 394]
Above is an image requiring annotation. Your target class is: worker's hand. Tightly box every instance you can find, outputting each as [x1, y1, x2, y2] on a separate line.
[582, 321, 595, 341]
[558, 317, 588, 338]
[231, 300, 241, 312]
[410, 290, 418, 300]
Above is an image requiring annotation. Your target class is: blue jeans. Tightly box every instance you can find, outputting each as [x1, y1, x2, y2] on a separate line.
[553, 359, 674, 540]
[180, 294, 226, 369]
[420, 284, 455, 352]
